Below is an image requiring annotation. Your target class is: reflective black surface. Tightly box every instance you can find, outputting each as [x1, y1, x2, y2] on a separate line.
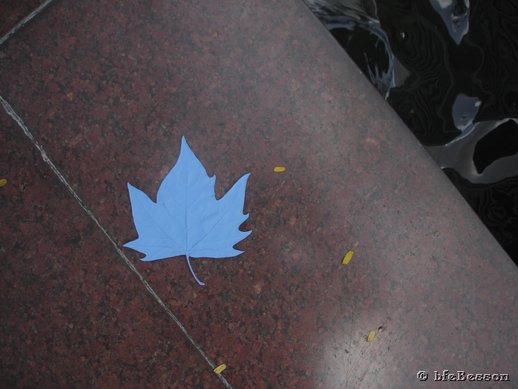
[306, 0, 518, 263]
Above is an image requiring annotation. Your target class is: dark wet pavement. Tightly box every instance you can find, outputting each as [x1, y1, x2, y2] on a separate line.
[1, 1, 517, 387]
[306, 0, 518, 262]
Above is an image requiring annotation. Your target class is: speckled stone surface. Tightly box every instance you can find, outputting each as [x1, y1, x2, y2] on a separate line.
[0, 112, 221, 388]
[0, 0, 517, 387]
[0, 0, 46, 37]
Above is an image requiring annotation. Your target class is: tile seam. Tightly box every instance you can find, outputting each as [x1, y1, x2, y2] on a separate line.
[0, 0, 56, 47]
[0, 95, 232, 389]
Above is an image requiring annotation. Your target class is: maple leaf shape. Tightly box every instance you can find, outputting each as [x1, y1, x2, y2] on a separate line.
[124, 136, 251, 286]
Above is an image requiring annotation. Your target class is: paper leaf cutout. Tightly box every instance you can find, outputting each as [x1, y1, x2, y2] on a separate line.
[124, 136, 251, 286]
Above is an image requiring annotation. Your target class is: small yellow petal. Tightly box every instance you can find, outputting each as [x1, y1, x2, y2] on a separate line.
[342, 250, 354, 265]
[273, 166, 286, 173]
[213, 364, 227, 375]
[0, 178, 7, 187]
[367, 330, 376, 342]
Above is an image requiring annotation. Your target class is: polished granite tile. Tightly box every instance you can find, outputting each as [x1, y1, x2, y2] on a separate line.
[0, 0, 517, 387]
[0, 112, 222, 388]
[0, 0, 47, 38]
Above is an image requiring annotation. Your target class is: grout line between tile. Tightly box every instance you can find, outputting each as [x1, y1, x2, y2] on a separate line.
[0, 95, 232, 389]
[0, 0, 56, 47]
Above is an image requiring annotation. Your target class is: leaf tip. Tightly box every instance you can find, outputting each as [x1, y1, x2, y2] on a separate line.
[127, 182, 140, 194]
[239, 172, 251, 185]
[181, 135, 190, 149]
[122, 239, 137, 250]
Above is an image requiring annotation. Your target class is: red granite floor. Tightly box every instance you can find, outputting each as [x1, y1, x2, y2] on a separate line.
[1, 1, 517, 388]
[0, 0, 49, 42]
[0, 111, 222, 388]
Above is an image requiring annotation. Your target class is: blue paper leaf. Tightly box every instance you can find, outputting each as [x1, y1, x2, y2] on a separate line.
[124, 136, 251, 286]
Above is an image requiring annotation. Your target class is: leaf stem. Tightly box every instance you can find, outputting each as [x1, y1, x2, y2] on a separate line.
[186, 254, 205, 286]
